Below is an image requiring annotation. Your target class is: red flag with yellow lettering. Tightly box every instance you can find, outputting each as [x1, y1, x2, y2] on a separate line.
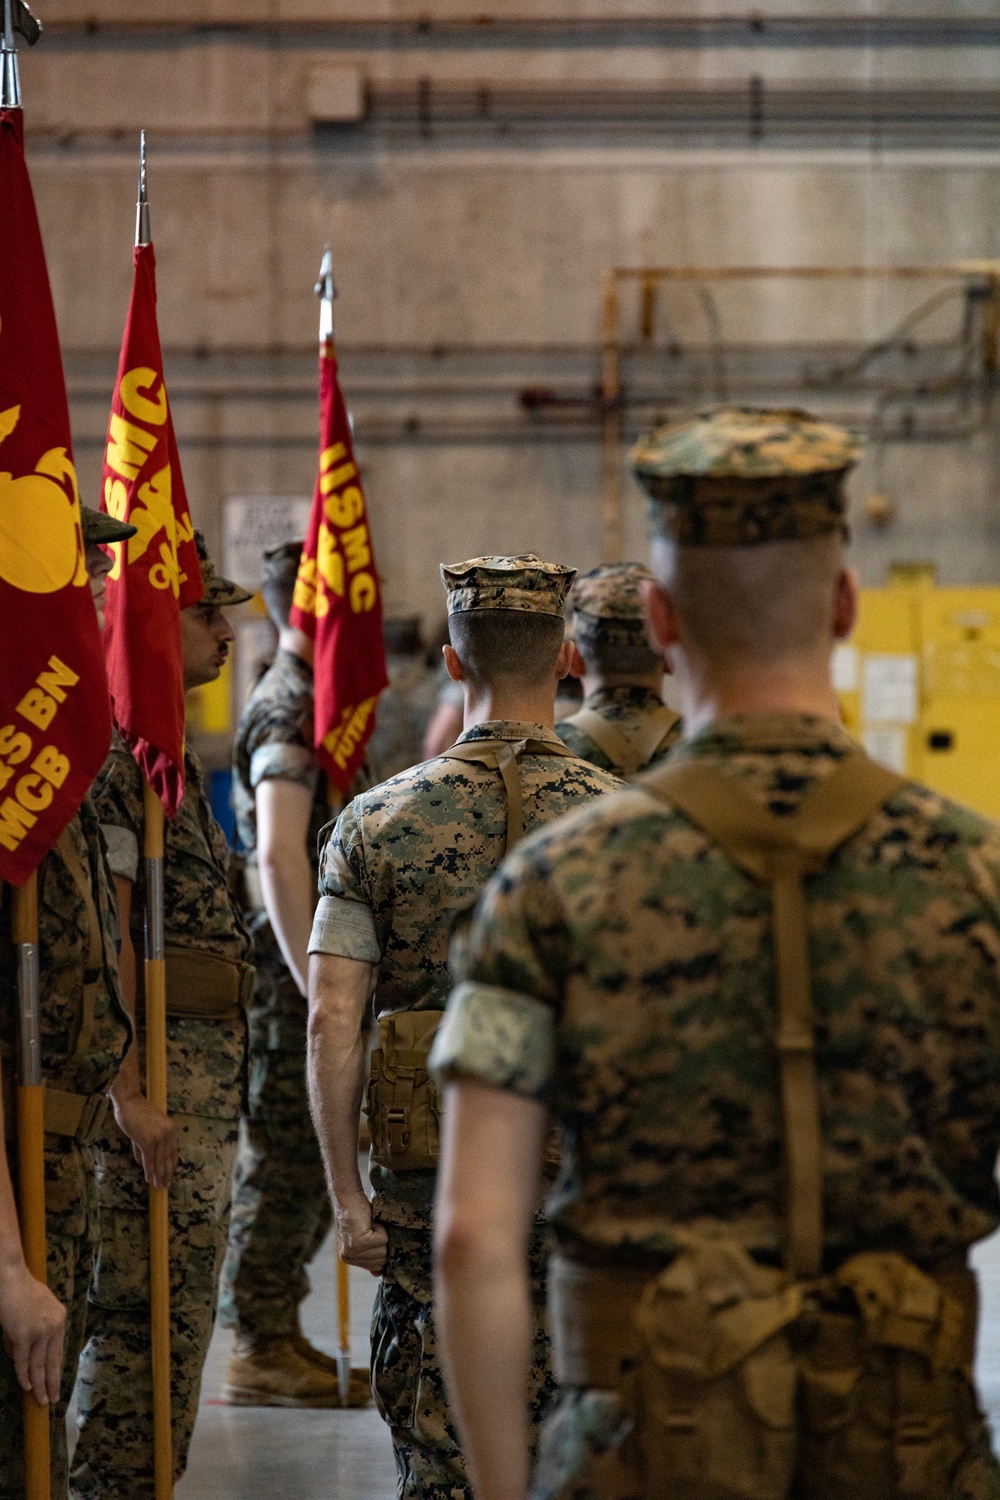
[0, 108, 112, 884]
[100, 243, 203, 815]
[290, 340, 387, 792]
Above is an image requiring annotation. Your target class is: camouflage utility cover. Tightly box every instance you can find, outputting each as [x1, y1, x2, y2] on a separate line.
[310, 721, 620, 1229]
[82, 503, 137, 545]
[569, 562, 652, 623]
[193, 531, 253, 608]
[0, 799, 131, 1099]
[95, 732, 252, 971]
[633, 407, 862, 546]
[435, 713, 1000, 1271]
[441, 554, 576, 617]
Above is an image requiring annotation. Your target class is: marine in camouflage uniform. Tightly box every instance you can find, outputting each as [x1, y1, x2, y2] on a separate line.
[432, 410, 1000, 1500]
[308, 555, 621, 1500]
[0, 507, 134, 1500]
[220, 539, 357, 1403]
[556, 562, 681, 777]
[71, 538, 254, 1499]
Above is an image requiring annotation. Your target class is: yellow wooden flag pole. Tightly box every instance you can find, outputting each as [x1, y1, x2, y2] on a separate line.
[13, 874, 51, 1500]
[143, 782, 172, 1500]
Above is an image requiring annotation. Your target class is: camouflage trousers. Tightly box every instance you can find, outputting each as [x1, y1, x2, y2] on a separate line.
[218, 940, 330, 1338]
[373, 1222, 556, 1500]
[531, 1387, 1000, 1500]
[69, 1112, 239, 1500]
[0, 1141, 96, 1500]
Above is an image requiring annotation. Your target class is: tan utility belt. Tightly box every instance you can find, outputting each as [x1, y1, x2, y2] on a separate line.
[137, 946, 255, 1020]
[43, 1088, 112, 1146]
[366, 1010, 444, 1172]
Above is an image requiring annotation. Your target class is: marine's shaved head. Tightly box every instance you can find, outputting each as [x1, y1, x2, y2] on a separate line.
[651, 532, 845, 668]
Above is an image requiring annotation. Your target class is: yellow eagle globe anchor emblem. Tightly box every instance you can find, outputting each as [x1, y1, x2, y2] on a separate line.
[0, 404, 87, 593]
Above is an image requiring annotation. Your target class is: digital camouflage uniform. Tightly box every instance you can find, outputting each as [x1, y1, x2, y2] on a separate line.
[432, 412, 1000, 1500]
[0, 800, 131, 1500]
[556, 563, 681, 778]
[309, 555, 621, 1500]
[219, 646, 334, 1339]
[70, 730, 252, 1500]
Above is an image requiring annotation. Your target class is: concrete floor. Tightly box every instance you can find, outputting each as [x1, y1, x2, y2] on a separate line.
[93, 1224, 1000, 1498]
[178, 1241, 395, 1500]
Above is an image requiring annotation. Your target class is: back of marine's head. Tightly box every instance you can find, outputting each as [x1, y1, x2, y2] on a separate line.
[440, 554, 575, 690]
[569, 562, 662, 682]
[631, 407, 861, 670]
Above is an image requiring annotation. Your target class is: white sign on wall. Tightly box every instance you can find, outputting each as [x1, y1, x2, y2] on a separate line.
[223, 495, 312, 591]
[862, 654, 918, 726]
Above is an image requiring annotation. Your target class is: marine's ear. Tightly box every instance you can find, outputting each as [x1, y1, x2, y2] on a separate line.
[640, 578, 680, 658]
[833, 567, 858, 642]
[443, 643, 465, 682]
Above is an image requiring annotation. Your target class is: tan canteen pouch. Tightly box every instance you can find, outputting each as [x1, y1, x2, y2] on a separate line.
[137, 946, 255, 1021]
[367, 1010, 445, 1172]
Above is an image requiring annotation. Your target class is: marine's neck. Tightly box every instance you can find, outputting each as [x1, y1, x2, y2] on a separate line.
[677, 653, 841, 737]
[462, 685, 557, 733]
[581, 668, 664, 699]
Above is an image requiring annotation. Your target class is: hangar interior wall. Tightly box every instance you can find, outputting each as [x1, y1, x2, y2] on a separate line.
[20, 0, 1000, 632]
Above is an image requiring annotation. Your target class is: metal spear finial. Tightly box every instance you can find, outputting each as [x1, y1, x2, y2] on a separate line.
[315, 244, 337, 343]
[2, 0, 42, 109]
[135, 129, 151, 247]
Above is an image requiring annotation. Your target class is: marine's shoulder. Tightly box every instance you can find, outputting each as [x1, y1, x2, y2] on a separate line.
[352, 753, 478, 817]
[237, 656, 312, 742]
[513, 782, 665, 864]
[880, 776, 1000, 860]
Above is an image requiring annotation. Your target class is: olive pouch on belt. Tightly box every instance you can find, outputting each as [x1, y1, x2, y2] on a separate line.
[366, 1010, 445, 1172]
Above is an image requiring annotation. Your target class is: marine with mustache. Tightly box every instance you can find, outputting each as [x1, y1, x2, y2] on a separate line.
[71, 533, 256, 1500]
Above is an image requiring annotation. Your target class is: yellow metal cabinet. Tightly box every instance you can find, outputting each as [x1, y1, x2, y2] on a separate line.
[836, 580, 1000, 822]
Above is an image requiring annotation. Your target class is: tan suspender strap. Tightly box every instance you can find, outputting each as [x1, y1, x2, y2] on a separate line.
[441, 737, 577, 854]
[642, 751, 906, 1279]
[564, 706, 680, 779]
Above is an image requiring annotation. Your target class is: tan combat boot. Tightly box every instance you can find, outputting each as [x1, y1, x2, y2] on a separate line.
[291, 1331, 372, 1407]
[223, 1334, 343, 1407]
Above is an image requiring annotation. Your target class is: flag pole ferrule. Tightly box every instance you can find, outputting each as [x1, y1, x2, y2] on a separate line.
[135, 128, 151, 248]
[1, 0, 20, 110]
[144, 854, 165, 961]
[17, 943, 41, 1086]
[315, 244, 336, 345]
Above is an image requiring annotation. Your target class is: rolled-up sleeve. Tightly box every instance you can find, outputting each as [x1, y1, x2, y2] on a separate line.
[430, 981, 556, 1100]
[308, 894, 381, 962]
[250, 742, 320, 791]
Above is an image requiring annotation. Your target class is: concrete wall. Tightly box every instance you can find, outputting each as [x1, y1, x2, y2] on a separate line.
[17, 1, 1000, 629]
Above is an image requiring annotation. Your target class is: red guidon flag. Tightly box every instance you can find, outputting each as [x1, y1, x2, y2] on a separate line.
[0, 108, 112, 884]
[290, 341, 387, 792]
[100, 243, 203, 815]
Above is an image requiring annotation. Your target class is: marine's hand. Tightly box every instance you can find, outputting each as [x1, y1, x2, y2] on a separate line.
[113, 1093, 178, 1189]
[0, 1258, 66, 1405]
[336, 1196, 388, 1276]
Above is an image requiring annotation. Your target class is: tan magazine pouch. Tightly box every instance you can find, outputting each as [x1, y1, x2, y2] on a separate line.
[552, 753, 980, 1499]
[367, 735, 576, 1172]
[562, 705, 680, 779]
[367, 1010, 446, 1172]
